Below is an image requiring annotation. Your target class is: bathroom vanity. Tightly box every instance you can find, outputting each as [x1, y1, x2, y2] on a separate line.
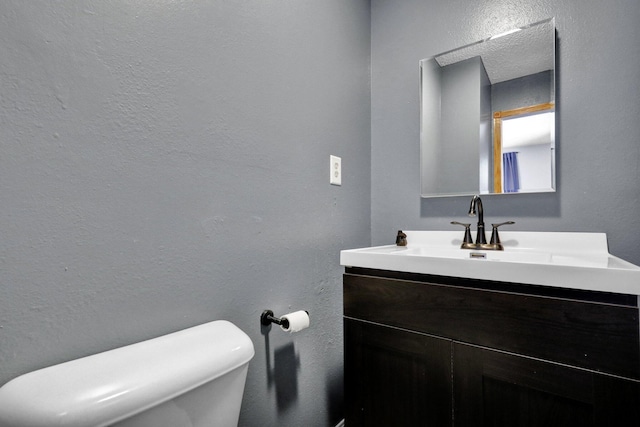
[341, 231, 640, 426]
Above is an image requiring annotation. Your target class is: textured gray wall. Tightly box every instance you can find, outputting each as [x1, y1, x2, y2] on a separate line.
[372, 0, 640, 266]
[3, 0, 639, 424]
[0, 1, 370, 426]
[492, 71, 553, 113]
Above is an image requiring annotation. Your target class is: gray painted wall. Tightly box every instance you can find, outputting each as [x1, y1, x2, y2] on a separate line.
[372, 0, 640, 267]
[492, 70, 553, 113]
[2, 0, 640, 424]
[0, 1, 370, 426]
[440, 57, 482, 194]
[480, 60, 492, 193]
[419, 58, 442, 195]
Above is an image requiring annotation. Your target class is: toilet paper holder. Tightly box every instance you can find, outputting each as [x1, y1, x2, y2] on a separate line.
[260, 309, 308, 329]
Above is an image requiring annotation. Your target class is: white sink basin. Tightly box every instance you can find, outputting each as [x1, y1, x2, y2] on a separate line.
[366, 245, 554, 264]
[340, 231, 640, 295]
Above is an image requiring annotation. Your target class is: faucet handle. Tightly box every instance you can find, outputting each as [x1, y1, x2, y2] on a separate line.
[451, 221, 473, 244]
[490, 221, 515, 246]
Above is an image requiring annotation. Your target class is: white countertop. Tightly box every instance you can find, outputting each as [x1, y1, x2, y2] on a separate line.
[341, 231, 640, 296]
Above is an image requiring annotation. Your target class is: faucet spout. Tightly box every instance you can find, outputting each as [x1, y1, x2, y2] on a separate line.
[454, 195, 513, 250]
[468, 195, 487, 244]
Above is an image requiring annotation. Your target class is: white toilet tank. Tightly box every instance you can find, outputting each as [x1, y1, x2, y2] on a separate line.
[0, 320, 254, 427]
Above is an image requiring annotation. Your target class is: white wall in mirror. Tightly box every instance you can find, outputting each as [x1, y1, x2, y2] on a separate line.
[501, 111, 555, 192]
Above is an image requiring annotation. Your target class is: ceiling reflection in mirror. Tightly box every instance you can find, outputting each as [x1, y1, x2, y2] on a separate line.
[420, 18, 555, 197]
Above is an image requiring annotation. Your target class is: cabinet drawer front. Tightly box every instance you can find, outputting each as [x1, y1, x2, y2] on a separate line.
[344, 273, 640, 379]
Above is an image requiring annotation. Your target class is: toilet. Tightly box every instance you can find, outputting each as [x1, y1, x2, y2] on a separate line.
[0, 320, 254, 427]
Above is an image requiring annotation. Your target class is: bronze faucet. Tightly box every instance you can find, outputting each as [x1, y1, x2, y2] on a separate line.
[468, 195, 486, 245]
[451, 196, 514, 250]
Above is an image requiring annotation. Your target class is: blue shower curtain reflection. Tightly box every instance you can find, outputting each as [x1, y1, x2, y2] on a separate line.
[503, 152, 520, 193]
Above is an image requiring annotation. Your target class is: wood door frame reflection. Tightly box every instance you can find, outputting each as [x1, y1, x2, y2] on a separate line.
[493, 102, 555, 193]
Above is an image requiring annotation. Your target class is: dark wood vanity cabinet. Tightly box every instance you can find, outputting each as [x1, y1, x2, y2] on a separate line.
[343, 268, 640, 426]
[345, 319, 452, 426]
[453, 343, 640, 426]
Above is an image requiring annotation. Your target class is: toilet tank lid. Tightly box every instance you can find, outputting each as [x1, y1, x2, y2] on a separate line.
[0, 320, 254, 427]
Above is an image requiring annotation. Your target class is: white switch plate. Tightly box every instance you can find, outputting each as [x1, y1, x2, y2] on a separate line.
[330, 155, 342, 186]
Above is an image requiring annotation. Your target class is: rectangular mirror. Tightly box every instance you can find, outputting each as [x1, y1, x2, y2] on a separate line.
[420, 18, 556, 198]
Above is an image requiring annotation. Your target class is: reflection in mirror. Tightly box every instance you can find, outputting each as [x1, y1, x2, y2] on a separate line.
[420, 18, 556, 197]
[493, 103, 555, 193]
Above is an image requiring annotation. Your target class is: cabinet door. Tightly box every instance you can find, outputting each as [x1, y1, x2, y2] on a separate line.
[453, 343, 640, 427]
[344, 319, 452, 427]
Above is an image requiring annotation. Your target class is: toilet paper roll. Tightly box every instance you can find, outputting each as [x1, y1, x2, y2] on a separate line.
[280, 310, 310, 333]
